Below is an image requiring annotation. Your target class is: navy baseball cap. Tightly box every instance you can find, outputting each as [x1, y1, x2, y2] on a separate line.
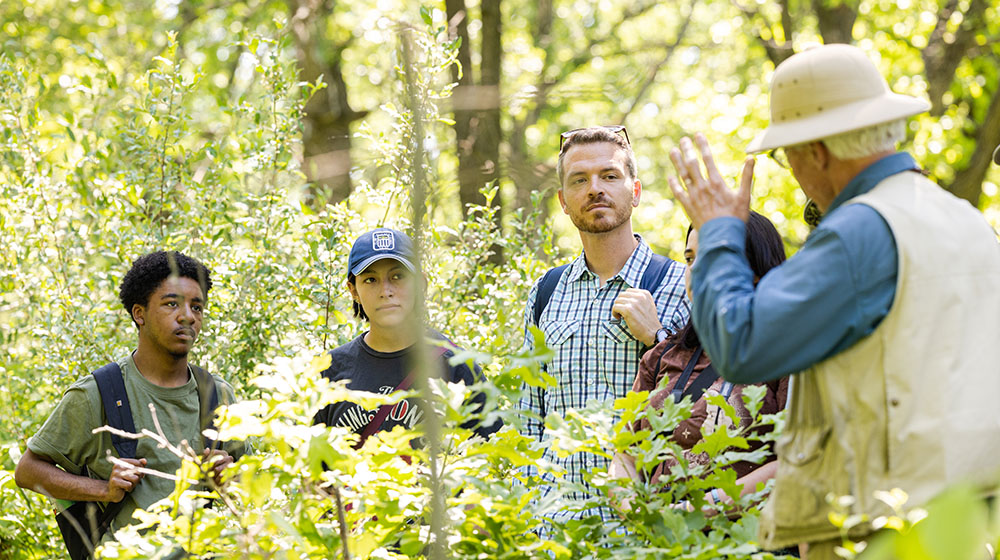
[348, 228, 417, 277]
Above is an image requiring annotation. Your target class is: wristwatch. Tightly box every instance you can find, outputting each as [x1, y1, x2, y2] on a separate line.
[654, 327, 669, 345]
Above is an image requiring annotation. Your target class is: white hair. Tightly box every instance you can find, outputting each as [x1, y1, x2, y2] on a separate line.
[820, 118, 907, 160]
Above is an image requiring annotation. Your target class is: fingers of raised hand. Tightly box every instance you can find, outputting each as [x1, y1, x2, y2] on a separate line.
[667, 175, 692, 209]
[677, 137, 705, 184]
[695, 133, 725, 185]
[739, 157, 756, 206]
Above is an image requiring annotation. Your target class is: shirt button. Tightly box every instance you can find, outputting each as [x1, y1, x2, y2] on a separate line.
[587, 378, 595, 386]
[588, 338, 595, 346]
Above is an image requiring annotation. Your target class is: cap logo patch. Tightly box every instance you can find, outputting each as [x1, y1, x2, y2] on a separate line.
[372, 231, 395, 251]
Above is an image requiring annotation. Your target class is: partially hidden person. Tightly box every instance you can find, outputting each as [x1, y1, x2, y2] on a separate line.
[611, 211, 789, 513]
[15, 251, 248, 558]
[312, 228, 500, 445]
[517, 125, 690, 522]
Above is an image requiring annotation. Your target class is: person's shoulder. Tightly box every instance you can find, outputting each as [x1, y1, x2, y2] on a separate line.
[318, 335, 366, 380]
[816, 203, 895, 256]
[824, 201, 889, 230]
[428, 329, 457, 355]
[429, 331, 482, 383]
[207, 372, 238, 400]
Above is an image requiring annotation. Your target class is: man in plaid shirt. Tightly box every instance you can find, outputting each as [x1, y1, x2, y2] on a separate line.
[518, 126, 689, 521]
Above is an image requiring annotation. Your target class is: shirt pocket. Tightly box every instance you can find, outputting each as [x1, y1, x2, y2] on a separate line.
[543, 319, 581, 349]
[600, 319, 638, 344]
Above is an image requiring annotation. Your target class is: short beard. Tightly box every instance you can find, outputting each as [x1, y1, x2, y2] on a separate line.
[569, 205, 631, 234]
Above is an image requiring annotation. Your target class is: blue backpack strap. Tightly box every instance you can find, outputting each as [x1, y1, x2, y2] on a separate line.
[92, 362, 137, 459]
[190, 366, 220, 451]
[638, 252, 672, 293]
[532, 264, 569, 326]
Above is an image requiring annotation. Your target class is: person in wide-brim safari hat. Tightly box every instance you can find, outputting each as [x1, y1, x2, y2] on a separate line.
[665, 44, 1000, 559]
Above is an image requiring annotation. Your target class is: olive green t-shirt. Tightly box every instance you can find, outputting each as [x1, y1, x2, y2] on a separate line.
[27, 354, 246, 532]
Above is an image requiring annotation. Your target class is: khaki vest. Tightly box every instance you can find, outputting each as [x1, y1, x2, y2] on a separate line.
[759, 171, 1000, 548]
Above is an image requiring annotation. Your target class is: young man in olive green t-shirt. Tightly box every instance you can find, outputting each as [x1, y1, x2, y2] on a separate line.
[15, 251, 247, 541]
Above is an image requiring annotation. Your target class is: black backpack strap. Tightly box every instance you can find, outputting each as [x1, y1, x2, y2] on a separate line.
[670, 346, 704, 404]
[638, 252, 672, 293]
[680, 362, 719, 403]
[532, 264, 569, 326]
[60, 362, 137, 559]
[190, 365, 220, 450]
[92, 362, 137, 459]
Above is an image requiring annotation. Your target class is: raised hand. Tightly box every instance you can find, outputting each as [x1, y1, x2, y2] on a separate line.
[667, 133, 754, 229]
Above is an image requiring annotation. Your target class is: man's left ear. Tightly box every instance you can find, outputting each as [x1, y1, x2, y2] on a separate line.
[131, 304, 145, 328]
[813, 142, 830, 169]
[632, 179, 642, 207]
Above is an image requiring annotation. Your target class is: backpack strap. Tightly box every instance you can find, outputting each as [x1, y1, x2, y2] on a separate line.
[532, 264, 569, 326]
[66, 362, 137, 559]
[190, 365, 221, 450]
[667, 346, 721, 404]
[533, 253, 672, 327]
[92, 363, 137, 459]
[638, 252, 672, 293]
[680, 362, 719, 403]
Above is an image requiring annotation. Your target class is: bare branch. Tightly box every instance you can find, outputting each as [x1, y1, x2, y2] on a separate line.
[616, 0, 696, 124]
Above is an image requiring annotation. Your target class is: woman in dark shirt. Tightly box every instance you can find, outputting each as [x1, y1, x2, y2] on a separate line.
[313, 228, 499, 443]
[612, 211, 788, 505]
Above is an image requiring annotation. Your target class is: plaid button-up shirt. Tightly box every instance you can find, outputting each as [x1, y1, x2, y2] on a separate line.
[518, 236, 689, 521]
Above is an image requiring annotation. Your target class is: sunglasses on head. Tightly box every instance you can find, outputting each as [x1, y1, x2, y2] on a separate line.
[559, 125, 630, 149]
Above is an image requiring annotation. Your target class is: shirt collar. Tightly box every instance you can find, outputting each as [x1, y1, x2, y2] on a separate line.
[826, 152, 920, 215]
[566, 234, 652, 287]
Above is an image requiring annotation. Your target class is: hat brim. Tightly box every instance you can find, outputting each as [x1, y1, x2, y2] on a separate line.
[747, 93, 930, 154]
[349, 255, 416, 277]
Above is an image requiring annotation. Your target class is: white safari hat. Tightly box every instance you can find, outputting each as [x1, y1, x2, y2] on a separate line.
[747, 44, 930, 153]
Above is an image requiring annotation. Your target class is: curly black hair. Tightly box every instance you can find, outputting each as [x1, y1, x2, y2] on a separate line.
[119, 251, 212, 326]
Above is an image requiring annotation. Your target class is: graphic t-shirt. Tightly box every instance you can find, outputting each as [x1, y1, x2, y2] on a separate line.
[27, 354, 247, 533]
[313, 332, 499, 440]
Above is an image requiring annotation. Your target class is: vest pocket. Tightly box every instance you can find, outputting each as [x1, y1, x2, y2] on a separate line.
[771, 425, 840, 528]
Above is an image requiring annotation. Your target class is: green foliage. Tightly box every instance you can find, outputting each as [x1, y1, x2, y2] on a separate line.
[829, 484, 999, 560]
[2, 1, 998, 558]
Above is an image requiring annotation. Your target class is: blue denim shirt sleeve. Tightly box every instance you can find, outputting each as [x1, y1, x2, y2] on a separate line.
[691, 206, 897, 384]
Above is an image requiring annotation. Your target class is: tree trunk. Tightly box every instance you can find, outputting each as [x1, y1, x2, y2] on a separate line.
[921, 0, 987, 116]
[812, 0, 857, 45]
[289, 0, 366, 206]
[946, 91, 1000, 206]
[447, 0, 504, 263]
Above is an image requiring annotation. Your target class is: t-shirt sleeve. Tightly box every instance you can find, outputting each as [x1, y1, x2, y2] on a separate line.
[450, 356, 502, 439]
[214, 377, 252, 459]
[27, 383, 103, 476]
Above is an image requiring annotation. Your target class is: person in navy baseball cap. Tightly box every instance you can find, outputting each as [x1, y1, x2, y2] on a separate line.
[311, 227, 501, 445]
[347, 228, 418, 278]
